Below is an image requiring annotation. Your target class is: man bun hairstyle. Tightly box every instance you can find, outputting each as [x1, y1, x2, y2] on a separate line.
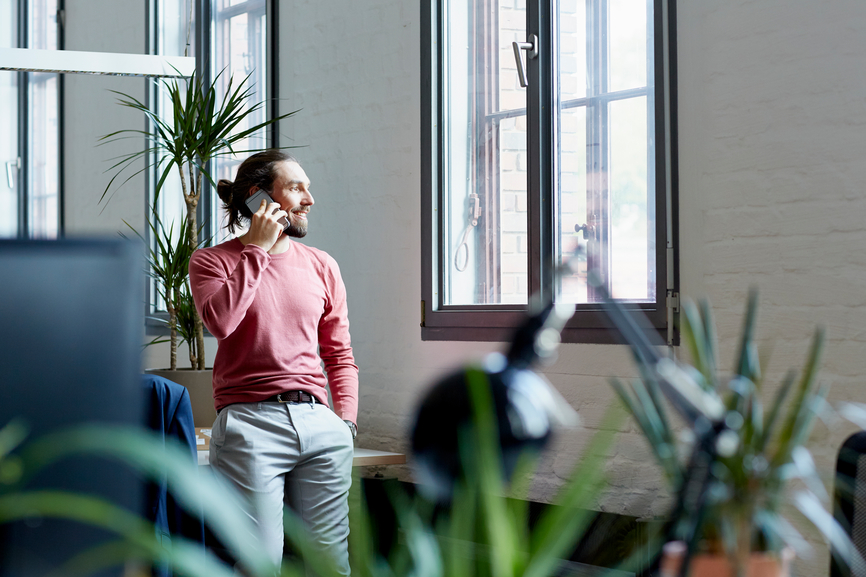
[216, 150, 298, 234]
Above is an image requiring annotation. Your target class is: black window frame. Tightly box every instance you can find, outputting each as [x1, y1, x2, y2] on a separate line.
[421, 0, 679, 345]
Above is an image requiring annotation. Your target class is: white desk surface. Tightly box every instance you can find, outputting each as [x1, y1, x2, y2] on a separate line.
[195, 428, 406, 467]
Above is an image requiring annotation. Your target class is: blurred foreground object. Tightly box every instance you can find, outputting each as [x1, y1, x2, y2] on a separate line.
[606, 288, 860, 576]
[0, 239, 143, 575]
[412, 300, 578, 502]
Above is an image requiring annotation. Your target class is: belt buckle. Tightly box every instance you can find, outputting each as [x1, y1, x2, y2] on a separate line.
[276, 393, 290, 404]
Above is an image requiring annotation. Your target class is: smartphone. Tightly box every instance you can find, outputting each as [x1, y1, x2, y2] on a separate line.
[245, 189, 289, 231]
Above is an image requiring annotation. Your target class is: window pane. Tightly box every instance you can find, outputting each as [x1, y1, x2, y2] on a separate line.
[28, 72, 59, 239]
[443, 0, 528, 306]
[153, 0, 194, 314]
[609, 96, 652, 300]
[609, 0, 647, 93]
[27, 0, 59, 239]
[556, 107, 587, 302]
[155, 0, 189, 259]
[559, 0, 587, 100]
[555, 0, 653, 304]
[210, 0, 268, 245]
[158, 0, 192, 56]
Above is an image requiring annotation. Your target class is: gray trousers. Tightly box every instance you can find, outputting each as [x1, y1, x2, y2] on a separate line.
[209, 400, 354, 574]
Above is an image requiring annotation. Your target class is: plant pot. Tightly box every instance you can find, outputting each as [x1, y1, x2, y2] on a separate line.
[145, 368, 216, 428]
[660, 541, 794, 577]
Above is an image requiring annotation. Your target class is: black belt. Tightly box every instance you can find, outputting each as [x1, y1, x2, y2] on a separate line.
[264, 391, 319, 404]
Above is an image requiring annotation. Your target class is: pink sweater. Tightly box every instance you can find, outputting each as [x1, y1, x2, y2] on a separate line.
[189, 239, 359, 423]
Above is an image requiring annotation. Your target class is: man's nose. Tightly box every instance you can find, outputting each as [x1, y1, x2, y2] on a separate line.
[303, 190, 314, 205]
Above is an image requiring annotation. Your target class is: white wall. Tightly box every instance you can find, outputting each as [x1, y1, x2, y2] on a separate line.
[63, 0, 147, 237]
[64, 1, 866, 575]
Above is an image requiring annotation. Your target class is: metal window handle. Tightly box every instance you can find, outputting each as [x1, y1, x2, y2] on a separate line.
[511, 34, 538, 88]
[6, 158, 20, 189]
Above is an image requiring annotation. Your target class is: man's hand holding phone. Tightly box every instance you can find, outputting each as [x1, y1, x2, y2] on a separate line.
[245, 191, 289, 252]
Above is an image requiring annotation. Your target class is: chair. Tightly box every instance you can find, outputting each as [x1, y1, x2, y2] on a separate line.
[142, 374, 205, 577]
[832, 431, 866, 577]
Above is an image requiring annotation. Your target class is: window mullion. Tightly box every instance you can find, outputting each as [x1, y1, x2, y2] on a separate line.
[525, 0, 554, 301]
[268, 0, 278, 148]
[197, 0, 213, 246]
[585, 0, 612, 301]
[17, 0, 28, 238]
[476, 0, 499, 304]
[17, 71, 28, 239]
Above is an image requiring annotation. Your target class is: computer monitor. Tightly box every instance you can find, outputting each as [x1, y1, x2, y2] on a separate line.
[0, 238, 144, 576]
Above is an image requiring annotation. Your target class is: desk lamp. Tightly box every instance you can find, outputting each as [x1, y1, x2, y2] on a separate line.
[411, 288, 578, 502]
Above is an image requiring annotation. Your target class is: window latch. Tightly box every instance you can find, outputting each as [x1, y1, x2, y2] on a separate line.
[574, 223, 591, 239]
[455, 193, 483, 272]
[6, 158, 20, 189]
[511, 34, 538, 88]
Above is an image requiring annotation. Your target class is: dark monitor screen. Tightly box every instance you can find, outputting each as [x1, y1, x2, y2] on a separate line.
[0, 239, 144, 575]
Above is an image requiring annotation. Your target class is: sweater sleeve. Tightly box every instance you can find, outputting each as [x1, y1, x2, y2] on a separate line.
[189, 244, 271, 340]
[319, 258, 359, 424]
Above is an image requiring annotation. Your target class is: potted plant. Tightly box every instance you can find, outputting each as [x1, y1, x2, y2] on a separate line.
[122, 211, 202, 370]
[611, 290, 857, 577]
[100, 69, 296, 371]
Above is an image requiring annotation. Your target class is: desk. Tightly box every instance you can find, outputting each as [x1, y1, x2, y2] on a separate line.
[195, 428, 406, 467]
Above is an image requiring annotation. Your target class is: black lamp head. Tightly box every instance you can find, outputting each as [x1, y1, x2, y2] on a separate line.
[411, 301, 578, 502]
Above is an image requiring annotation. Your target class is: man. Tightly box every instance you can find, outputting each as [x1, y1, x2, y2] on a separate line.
[189, 150, 358, 574]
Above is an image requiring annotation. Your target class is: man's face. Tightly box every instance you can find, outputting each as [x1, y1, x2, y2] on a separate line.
[270, 160, 313, 238]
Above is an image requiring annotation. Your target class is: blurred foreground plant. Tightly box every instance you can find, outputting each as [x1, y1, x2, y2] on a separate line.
[351, 367, 626, 577]
[0, 368, 626, 577]
[612, 290, 857, 576]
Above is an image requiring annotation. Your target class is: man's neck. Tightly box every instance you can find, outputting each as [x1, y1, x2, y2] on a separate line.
[238, 233, 292, 255]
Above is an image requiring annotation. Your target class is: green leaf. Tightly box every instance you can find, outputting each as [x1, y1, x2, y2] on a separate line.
[14, 425, 275, 577]
[681, 299, 710, 384]
[610, 378, 680, 484]
[463, 367, 520, 577]
[770, 327, 825, 469]
[735, 288, 761, 382]
[794, 491, 864, 570]
[760, 369, 796, 452]
[524, 403, 624, 577]
[47, 537, 236, 577]
[281, 506, 343, 577]
[0, 491, 241, 577]
[100, 68, 298, 210]
[0, 420, 29, 461]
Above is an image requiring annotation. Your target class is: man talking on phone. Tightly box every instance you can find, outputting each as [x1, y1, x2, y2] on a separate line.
[189, 150, 358, 574]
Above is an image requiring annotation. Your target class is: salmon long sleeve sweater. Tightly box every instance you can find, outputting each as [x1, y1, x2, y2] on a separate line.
[189, 239, 359, 424]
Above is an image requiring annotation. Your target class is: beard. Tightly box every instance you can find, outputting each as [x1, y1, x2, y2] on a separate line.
[284, 211, 308, 238]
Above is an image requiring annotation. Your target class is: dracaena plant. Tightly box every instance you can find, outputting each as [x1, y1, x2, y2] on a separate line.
[100, 70, 297, 369]
[122, 211, 207, 370]
[611, 290, 855, 576]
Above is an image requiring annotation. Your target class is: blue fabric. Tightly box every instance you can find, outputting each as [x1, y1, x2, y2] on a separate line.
[142, 374, 205, 576]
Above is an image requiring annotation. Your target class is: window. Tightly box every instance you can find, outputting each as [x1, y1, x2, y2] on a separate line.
[148, 0, 275, 318]
[1, 0, 62, 239]
[150, 0, 274, 245]
[207, 0, 271, 245]
[422, 0, 678, 344]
